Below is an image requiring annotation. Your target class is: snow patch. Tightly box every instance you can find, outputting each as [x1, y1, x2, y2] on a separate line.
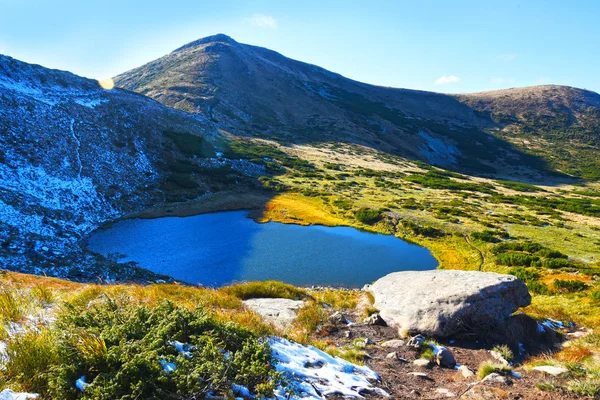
[269, 337, 388, 399]
[0, 389, 39, 400]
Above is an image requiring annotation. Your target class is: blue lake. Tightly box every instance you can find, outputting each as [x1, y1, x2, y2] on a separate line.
[87, 210, 438, 287]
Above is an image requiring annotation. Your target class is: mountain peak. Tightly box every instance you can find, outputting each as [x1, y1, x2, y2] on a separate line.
[173, 34, 237, 52]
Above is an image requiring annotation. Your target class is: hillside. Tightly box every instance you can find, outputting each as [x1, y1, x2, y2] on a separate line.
[0, 55, 266, 281]
[114, 34, 600, 180]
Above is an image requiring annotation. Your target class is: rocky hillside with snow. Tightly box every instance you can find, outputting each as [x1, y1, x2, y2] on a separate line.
[0, 55, 261, 281]
[114, 34, 600, 180]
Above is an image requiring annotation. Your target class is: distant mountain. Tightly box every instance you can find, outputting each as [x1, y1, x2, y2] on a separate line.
[0, 55, 261, 281]
[115, 34, 600, 179]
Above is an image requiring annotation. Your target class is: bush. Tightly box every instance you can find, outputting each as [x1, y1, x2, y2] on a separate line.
[471, 230, 500, 243]
[492, 345, 514, 362]
[3, 297, 282, 399]
[477, 361, 513, 379]
[541, 258, 573, 269]
[553, 279, 589, 293]
[509, 267, 540, 283]
[495, 252, 539, 267]
[354, 208, 382, 225]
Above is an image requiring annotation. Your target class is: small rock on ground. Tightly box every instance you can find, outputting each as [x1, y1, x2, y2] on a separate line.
[436, 348, 457, 368]
[380, 339, 405, 347]
[457, 365, 476, 378]
[482, 373, 511, 385]
[413, 358, 432, 368]
[461, 386, 509, 400]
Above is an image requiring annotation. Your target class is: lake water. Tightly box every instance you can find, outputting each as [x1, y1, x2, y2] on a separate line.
[87, 210, 438, 287]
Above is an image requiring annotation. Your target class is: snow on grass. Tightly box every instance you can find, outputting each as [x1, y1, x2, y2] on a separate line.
[269, 337, 388, 399]
[73, 98, 108, 109]
[0, 389, 39, 400]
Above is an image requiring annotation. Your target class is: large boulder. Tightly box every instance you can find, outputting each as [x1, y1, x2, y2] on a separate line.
[368, 270, 531, 337]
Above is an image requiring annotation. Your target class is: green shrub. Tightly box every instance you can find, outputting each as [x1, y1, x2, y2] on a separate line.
[553, 279, 589, 293]
[471, 230, 500, 243]
[509, 267, 540, 283]
[0, 288, 24, 322]
[492, 345, 514, 362]
[591, 290, 600, 301]
[527, 281, 549, 295]
[495, 252, 539, 267]
[3, 297, 282, 399]
[477, 361, 513, 379]
[541, 258, 573, 269]
[354, 208, 382, 225]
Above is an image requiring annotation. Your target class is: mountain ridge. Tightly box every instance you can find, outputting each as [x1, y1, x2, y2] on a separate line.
[114, 34, 600, 180]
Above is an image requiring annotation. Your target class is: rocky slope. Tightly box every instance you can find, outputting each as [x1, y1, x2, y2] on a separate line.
[0, 55, 262, 281]
[114, 34, 600, 179]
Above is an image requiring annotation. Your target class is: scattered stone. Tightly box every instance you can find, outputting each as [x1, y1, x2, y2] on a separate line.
[435, 348, 457, 369]
[435, 388, 455, 397]
[242, 298, 304, 328]
[490, 350, 510, 366]
[461, 386, 509, 400]
[364, 313, 387, 326]
[567, 330, 591, 339]
[364, 337, 375, 345]
[369, 270, 531, 337]
[354, 337, 375, 348]
[385, 352, 398, 360]
[344, 330, 352, 339]
[532, 365, 569, 376]
[413, 358, 432, 368]
[482, 373, 511, 385]
[457, 365, 476, 378]
[407, 372, 430, 380]
[407, 334, 426, 349]
[329, 311, 349, 325]
[381, 339, 405, 348]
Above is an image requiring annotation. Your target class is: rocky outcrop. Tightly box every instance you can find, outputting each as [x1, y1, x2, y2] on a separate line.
[243, 298, 305, 328]
[368, 270, 531, 337]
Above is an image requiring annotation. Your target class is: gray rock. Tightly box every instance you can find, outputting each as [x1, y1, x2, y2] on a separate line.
[329, 311, 349, 325]
[490, 350, 510, 366]
[385, 352, 398, 360]
[435, 348, 456, 368]
[381, 339, 405, 348]
[457, 365, 475, 378]
[532, 366, 569, 376]
[369, 270, 531, 337]
[413, 358, 432, 368]
[243, 298, 305, 328]
[407, 334, 427, 349]
[482, 373, 510, 384]
[364, 313, 387, 326]
[435, 388, 455, 397]
[407, 372, 430, 379]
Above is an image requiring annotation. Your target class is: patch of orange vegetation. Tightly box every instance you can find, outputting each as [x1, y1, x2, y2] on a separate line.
[253, 193, 347, 227]
[556, 344, 594, 363]
[0, 271, 81, 291]
[541, 273, 593, 286]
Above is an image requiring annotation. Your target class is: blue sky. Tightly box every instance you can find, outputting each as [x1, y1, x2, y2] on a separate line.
[1, 0, 598, 93]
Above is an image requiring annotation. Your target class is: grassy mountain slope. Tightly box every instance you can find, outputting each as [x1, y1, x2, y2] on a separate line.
[114, 34, 600, 180]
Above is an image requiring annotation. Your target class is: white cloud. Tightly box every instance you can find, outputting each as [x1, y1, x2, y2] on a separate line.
[496, 53, 518, 62]
[434, 75, 461, 85]
[489, 77, 516, 85]
[247, 14, 277, 29]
